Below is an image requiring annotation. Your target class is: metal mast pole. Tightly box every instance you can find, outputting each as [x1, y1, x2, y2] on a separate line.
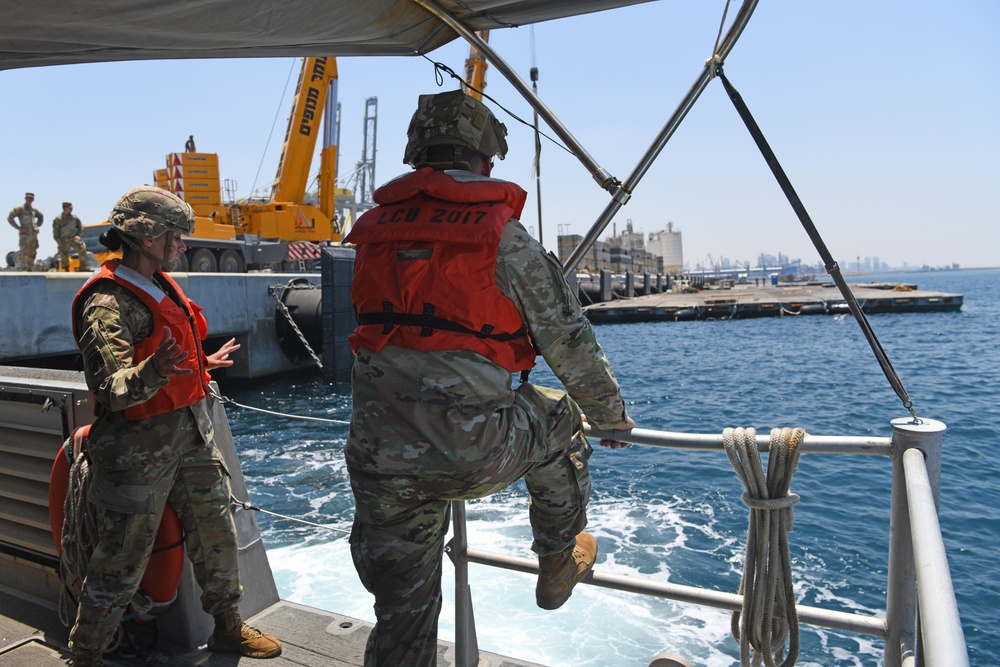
[562, 0, 759, 276]
[531, 65, 543, 247]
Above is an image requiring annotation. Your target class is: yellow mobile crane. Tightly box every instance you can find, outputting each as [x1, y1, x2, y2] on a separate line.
[76, 56, 351, 273]
[168, 55, 345, 271]
[463, 31, 489, 100]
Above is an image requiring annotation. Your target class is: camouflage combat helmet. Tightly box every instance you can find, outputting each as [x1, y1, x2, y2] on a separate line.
[403, 90, 508, 167]
[109, 186, 194, 240]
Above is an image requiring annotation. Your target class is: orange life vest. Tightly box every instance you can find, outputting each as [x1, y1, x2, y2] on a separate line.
[73, 260, 211, 420]
[346, 168, 537, 373]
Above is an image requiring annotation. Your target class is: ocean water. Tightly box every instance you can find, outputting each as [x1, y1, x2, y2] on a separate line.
[223, 268, 1000, 667]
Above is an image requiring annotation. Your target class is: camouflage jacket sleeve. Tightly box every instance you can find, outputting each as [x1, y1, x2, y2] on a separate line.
[7, 208, 18, 229]
[77, 282, 169, 412]
[496, 219, 627, 429]
[34, 208, 43, 225]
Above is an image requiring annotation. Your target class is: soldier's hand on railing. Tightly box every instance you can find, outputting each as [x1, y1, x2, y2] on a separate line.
[582, 414, 635, 449]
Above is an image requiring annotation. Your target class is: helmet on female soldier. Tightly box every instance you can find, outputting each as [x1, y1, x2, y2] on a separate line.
[404, 90, 508, 168]
[109, 186, 194, 240]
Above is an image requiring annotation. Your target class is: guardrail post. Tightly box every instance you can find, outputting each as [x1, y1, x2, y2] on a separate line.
[886, 417, 946, 667]
[450, 500, 479, 667]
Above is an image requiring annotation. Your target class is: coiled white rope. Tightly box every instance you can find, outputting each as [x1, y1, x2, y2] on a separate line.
[723, 426, 805, 667]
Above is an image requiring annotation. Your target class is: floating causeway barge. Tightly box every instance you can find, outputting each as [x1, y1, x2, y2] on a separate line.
[583, 281, 963, 324]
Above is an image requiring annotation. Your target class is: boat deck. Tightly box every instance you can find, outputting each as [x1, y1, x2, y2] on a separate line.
[0, 588, 541, 667]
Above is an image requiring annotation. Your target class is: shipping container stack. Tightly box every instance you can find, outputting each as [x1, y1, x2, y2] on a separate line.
[165, 152, 226, 221]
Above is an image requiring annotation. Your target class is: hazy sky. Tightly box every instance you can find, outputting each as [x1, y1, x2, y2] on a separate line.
[1, 1, 997, 270]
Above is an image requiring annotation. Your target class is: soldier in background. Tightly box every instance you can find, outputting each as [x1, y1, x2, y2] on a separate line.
[7, 192, 43, 271]
[67, 186, 281, 666]
[185, 134, 197, 152]
[52, 202, 89, 271]
[344, 90, 634, 667]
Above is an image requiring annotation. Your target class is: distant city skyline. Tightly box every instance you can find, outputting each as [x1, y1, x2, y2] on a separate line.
[688, 252, 968, 275]
[577, 222, 974, 278]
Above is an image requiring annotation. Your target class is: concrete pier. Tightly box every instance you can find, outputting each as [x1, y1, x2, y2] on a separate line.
[583, 282, 963, 323]
[0, 271, 322, 379]
[0, 267, 962, 380]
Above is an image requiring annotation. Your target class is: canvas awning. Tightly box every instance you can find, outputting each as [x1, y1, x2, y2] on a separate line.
[0, 0, 654, 71]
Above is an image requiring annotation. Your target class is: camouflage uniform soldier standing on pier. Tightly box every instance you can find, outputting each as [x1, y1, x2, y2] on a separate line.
[7, 191, 43, 271]
[345, 90, 634, 667]
[52, 201, 89, 271]
[68, 186, 281, 666]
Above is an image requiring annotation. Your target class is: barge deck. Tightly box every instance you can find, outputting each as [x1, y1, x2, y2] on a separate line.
[584, 282, 962, 323]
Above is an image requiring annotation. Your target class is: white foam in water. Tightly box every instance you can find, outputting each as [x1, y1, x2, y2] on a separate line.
[266, 490, 745, 666]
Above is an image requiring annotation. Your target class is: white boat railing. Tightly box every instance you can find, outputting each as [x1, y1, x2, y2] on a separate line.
[447, 417, 969, 667]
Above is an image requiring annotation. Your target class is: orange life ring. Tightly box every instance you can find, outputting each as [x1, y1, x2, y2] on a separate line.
[48, 426, 185, 620]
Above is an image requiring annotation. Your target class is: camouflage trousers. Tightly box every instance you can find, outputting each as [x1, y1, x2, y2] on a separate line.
[17, 232, 37, 271]
[56, 236, 88, 270]
[68, 443, 242, 654]
[348, 383, 592, 667]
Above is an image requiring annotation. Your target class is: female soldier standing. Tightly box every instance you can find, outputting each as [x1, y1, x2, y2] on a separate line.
[68, 186, 281, 666]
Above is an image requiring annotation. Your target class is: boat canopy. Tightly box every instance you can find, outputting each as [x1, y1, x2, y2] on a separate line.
[0, 0, 654, 71]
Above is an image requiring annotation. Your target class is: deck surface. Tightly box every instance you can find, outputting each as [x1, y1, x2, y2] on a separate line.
[0, 589, 542, 667]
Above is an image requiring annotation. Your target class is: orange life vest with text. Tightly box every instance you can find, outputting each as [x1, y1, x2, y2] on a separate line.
[73, 260, 211, 420]
[346, 168, 536, 373]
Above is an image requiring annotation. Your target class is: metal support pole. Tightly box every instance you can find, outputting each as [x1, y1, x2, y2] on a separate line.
[450, 500, 479, 667]
[531, 66, 544, 247]
[562, 0, 759, 277]
[410, 0, 616, 191]
[902, 447, 969, 667]
[886, 417, 946, 667]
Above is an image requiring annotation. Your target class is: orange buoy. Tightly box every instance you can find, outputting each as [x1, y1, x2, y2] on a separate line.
[49, 427, 185, 620]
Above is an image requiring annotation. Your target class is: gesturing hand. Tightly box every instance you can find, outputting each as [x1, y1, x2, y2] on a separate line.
[150, 326, 193, 377]
[206, 337, 241, 371]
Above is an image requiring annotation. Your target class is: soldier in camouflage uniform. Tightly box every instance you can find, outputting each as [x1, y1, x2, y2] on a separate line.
[344, 90, 634, 667]
[68, 186, 281, 667]
[52, 201, 89, 271]
[7, 191, 43, 271]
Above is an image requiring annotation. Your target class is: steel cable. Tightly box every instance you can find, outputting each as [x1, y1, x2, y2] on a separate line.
[211, 388, 350, 425]
[715, 68, 918, 422]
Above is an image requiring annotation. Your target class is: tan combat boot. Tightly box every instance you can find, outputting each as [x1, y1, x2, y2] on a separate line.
[536, 531, 598, 610]
[208, 608, 282, 658]
[70, 651, 104, 666]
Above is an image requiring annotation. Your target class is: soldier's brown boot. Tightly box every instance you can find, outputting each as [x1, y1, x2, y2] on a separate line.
[208, 608, 282, 658]
[70, 650, 104, 666]
[536, 531, 598, 610]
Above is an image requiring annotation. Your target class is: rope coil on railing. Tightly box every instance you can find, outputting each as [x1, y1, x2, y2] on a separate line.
[724, 426, 804, 667]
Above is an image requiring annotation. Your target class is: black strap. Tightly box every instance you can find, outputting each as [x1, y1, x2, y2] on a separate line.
[421, 303, 435, 337]
[381, 301, 393, 334]
[717, 67, 917, 421]
[357, 310, 528, 342]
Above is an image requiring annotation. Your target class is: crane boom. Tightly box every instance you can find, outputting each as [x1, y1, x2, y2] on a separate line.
[135, 55, 357, 273]
[272, 57, 338, 204]
[463, 30, 489, 100]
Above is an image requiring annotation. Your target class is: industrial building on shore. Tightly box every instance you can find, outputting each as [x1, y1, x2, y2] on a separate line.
[556, 219, 683, 277]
